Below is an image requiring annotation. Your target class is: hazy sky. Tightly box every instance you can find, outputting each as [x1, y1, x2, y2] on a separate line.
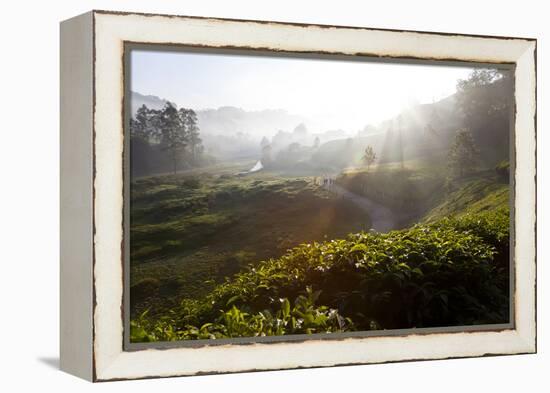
[130, 49, 475, 131]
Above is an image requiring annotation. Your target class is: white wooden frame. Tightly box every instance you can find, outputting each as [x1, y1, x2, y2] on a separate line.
[60, 10, 537, 382]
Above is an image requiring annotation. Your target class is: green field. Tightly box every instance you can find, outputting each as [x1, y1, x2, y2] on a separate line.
[337, 158, 446, 227]
[423, 171, 509, 221]
[130, 158, 511, 342]
[337, 159, 509, 226]
[130, 169, 371, 318]
[128, 68, 513, 342]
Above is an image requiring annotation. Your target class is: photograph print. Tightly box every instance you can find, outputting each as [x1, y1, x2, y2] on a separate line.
[126, 47, 513, 344]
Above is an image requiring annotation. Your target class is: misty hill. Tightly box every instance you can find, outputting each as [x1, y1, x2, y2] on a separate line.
[133, 68, 511, 170]
[311, 88, 510, 171]
[197, 106, 307, 138]
[269, 96, 461, 172]
[131, 92, 168, 112]
[131, 91, 306, 138]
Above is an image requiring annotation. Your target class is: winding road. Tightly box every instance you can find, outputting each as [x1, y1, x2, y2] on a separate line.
[325, 183, 397, 232]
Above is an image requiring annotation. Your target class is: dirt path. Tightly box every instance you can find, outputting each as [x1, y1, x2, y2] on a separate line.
[325, 183, 397, 232]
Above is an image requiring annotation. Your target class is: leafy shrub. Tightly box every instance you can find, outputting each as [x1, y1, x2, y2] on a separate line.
[130, 278, 161, 305]
[182, 177, 201, 189]
[424, 177, 509, 222]
[131, 207, 510, 342]
[495, 161, 510, 182]
[336, 169, 443, 213]
[131, 286, 352, 341]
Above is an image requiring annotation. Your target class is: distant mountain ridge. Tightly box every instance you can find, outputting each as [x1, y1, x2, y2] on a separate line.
[131, 87, 510, 168]
[131, 92, 168, 112]
[131, 91, 306, 138]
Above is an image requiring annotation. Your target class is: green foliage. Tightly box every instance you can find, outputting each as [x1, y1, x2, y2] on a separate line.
[455, 69, 512, 166]
[129, 103, 205, 176]
[456, 69, 510, 124]
[130, 172, 371, 318]
[131, 207, 510, 342]
[495, 160, 510, 181]
[362, 146, 377, 171]
[425, 174, 509, 222]
[448, 128, 480, 178]
[337, 166, 444, 215]
[130, 278, 161, 305]
[131, 287, 352, 341]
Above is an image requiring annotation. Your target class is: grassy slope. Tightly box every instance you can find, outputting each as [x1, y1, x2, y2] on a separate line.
[423, 171, 509, 221]
[130, 160, 511, 342]
[338, 157, 509, 226]
[132, 158, 509, 341]
[337, 157, 447, 226]
[130, 171, 371, 317]
[131, 206, 510, 342]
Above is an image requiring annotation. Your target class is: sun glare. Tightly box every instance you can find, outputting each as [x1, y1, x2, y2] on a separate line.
[131, 50, 473, 135]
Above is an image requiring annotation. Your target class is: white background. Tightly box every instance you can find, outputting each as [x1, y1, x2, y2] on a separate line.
[0, 0, 546, 391]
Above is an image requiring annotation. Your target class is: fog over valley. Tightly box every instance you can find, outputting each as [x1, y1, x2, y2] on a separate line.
[131, 89, 463, 166]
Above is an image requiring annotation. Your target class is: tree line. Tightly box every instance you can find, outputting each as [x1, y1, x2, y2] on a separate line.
[448, 69, 511, 179]
[361, 68, 511, 179]
[130, 103, 206, 177]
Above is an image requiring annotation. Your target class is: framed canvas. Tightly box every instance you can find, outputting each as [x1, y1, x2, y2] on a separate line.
[60, 10, 537, 382]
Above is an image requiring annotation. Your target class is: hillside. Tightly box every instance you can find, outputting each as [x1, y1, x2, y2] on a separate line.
[130, 171, 371, 317]
[335, 157, 509, 225]
[131, 91, 167, 112]
[128, 70, 513, 342]
[131, 205, 510, 342]
[423, 171, 509, 221]
[132, 70, 512, 173]
[130, 159, 510, 342]
[131, 91, 307, 138]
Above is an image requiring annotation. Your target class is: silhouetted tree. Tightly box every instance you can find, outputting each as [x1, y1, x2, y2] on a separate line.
[129, 105, 155, 177]
[261, 144, 272, 167]
[448, 128, 479, 178]
[397, 115, 405, 169]
[131, 105, 152, 140]
[293, 123, 308, 136]
[313, 136, 320, 149]
[128, 103, 204, 176]
[180, 108, 201, 165]
[260, 136, 270, 148]
[455, 69, 512, 165]
[362, 146, 377, 172]
[288, 142, 301, 153]
[157, 103, 188, 174]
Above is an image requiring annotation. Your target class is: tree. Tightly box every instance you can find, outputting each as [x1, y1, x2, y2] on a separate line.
[261, 144, 272, 167]
[448, 128, 479, 178]
[313, 136, 320, 149]
[260, 136, 270, 148]
[396, 115, 405, 169]
[362, 146, 376, 172]
[131, 105, 152, 140]
[293, 123, 308, 136]
[288, 142, 301, 153]
[129, 103, 204, 176]
[179, 108, 202, 165]
[129, 105, 155, 177]
[456, 69, 509, 125]
[157, 102, 188, 175]
[455, 69, 512, 165]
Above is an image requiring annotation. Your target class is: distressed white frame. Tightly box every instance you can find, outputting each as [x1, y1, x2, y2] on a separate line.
[61, 10, 536, 381]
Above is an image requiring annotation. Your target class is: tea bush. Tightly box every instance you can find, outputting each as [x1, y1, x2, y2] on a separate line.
[131, 207, 510, 342]
[129, 174, 371, 316]
[131, 286, 353, 341]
